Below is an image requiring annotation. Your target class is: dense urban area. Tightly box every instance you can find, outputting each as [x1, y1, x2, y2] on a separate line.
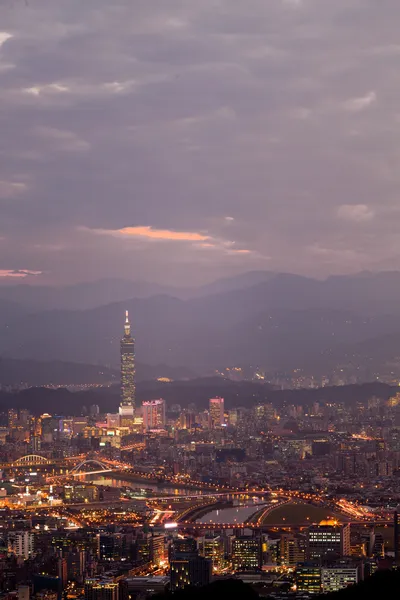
[0, 313, 398, 600]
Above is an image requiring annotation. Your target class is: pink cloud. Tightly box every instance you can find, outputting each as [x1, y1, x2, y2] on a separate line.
[0, 269, 42, 278]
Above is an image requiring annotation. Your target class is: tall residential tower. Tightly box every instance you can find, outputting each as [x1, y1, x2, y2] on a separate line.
[119, 310, 135, 423]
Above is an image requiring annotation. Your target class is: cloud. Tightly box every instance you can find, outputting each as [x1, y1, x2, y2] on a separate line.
[23, 83, 70, 96]
[0, 32, 12, 48]
[81, 225, 255, 258]
[337, 204, 375, 223]
[342, 91, 377, 112]
[0, 270, 42, 278]
[1, 0, 400, 284]
[0, 181, 27, 199]
[282, 0, 303, 7]
[83, 225, 210, 242]
[34, 126, 91, 152]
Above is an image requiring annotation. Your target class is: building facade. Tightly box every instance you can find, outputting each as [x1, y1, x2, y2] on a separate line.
[209, 397, 224, 429]
[119, 311, 135, 424]
[307, 522, 351, 561]
[8, 531, 34, 560]
[170, 556, 212, 590]
[84, 579, 119, 600]
[232, 536, 262, 571]
[321, 567, 359, 592]
[142, 399, 166, 430]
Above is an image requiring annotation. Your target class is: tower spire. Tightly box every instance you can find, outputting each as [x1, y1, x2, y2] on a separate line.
[124, 310, 130, 336]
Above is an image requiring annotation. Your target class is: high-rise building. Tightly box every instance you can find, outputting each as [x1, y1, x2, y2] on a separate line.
[84, 579, 119, 600]
[8, 531, 34, 560]
[296, 565, 322, 594]
[119, 311, 135, 424]
[179, 410, 195, 430]
[198, 535, 224, 570]
[307, 522, 350, 561]
[279, 534, 305, 566]
[8, 408, 18, 429]
[150, 534, 166, 566]
[142, 399, 166, 430]
[321, 566, 359, 592]
[171, 537, 198, 559]
[57, 557, 68, 588]
[209, 397, 224, 429]
[99, 533, 125, 561]
[170, 556, 212, 590]
[66, 549, 86, 583]
[231, 536, 262, 571]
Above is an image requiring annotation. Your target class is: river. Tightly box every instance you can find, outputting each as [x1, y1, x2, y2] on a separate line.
[76, 474, 208, 497]
[196, 501, 267, 525]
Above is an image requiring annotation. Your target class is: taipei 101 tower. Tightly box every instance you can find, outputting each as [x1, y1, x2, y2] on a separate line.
[119, 310, 135, 424]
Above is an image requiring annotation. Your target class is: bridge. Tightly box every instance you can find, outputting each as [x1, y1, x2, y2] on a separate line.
[12, 455, 50, 467]
[70, 459, 115, 476]
[176, 519, 392, 531]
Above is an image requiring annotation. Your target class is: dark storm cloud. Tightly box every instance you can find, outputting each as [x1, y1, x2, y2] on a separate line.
[1, 0, 400, 284]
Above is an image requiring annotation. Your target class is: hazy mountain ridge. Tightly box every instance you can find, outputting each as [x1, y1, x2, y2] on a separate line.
[0, 279, 189, 311]
[0, 357, 196, 386]
[0, 271, 278, 310]
[2, 271, 400, 372]
[0, 381, 393, 415]
[0, 358, 118, 386]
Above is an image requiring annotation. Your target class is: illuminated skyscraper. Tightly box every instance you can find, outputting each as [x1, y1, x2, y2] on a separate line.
[231, 535, 262, 571]
[119, 311, 135, 423]
[142, 399, 166, 430]
[209, 397, 224, 428]
[307, 521, 350, 560]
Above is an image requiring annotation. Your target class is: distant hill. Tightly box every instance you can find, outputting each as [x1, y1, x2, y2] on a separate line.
[0, 294, 400, 372]
[0, 271, 277, 310]
[0, 298, 27, 328]
[0, 358, 118, 386]
[2, 271, 400, 373]
[190, 270, 277, 297]
[0, 278, 188, 311]
[0, 358, 196, 387]
[0, 380, 392, 415]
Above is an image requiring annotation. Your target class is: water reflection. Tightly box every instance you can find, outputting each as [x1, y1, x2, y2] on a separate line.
[197, 502, 267, 524]
[77, 474, 205, 497]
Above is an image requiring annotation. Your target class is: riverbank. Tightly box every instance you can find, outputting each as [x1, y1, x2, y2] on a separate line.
[110, 471, 214, 493]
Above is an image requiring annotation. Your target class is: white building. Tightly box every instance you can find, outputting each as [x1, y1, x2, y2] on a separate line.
[321, 567, 359, 592]
[8, 531, 34, 560]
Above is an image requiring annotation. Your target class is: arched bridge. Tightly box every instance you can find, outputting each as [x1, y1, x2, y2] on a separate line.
[70, 459, 114, 476]
[13, 455, 50, 467]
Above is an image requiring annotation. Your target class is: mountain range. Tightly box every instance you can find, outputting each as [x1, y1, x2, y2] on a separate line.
[0, 380, 393, 415]
[2, 270, 400, 378]
[0, 358, 195, 387]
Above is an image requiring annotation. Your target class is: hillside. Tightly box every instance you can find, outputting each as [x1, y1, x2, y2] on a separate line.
[0, 381, 393, 415]
[0, 358, 196, 387]
[2, 271, 400, 372]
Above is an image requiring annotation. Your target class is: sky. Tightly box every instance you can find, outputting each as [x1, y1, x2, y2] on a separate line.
[1, 0, 400, 286]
